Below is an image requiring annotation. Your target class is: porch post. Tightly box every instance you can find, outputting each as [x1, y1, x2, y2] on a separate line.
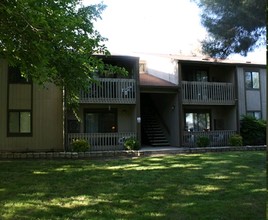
[136, 58, 141, 145]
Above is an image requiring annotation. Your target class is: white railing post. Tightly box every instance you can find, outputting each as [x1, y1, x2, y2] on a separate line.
[182, 130, 236, 147]
[182, 81, 235, 104]
[79, 78, 136, 104]
[67, 132, 136, 151]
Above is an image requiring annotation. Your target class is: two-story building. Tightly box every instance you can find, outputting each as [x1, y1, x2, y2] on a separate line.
[138, 53, 266, 147]
[0, 54, 266, 152]
[66, 55, 140, 151]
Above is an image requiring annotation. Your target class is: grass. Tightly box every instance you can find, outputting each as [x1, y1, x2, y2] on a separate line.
[0, 151, 266, 220]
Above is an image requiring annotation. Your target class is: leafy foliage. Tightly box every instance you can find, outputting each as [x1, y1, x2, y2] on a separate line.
[196, 136, 210, 147]
[124, 137, 140, 150]
[0, 0, 124, 106]
[71, 139, 90, 152]
[240, 115, 266, 145]
[229, 134, 243, 146]
[193, 0, 266, 58]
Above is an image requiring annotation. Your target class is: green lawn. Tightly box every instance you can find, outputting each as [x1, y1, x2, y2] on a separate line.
[0, 152, 266, 220]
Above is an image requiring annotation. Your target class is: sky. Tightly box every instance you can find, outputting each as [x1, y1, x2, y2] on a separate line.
[83, 0, 266, 63]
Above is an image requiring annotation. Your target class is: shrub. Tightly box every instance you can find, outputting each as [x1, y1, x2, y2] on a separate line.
[71, 139, 90, 152]
[124, 137, 140, 150]
[196, 136, 210, 147]
[240, 115, 266, 145]
[229, 134, 243, 146]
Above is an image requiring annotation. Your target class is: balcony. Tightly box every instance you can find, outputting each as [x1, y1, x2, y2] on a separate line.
[80, 78, 136, 104]
[182, 130, 236, 147]
[181, 81, 235, 105]
[67, 132, 136, 151]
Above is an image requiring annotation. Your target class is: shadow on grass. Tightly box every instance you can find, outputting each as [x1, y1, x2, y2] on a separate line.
[0, 152, 266, 219]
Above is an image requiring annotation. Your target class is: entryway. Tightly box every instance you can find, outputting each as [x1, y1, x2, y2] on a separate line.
[140, 93, 178, 147]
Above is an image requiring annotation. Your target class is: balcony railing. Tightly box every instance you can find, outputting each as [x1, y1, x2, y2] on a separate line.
[80, 78, 136, 104]
[182, 130, 236, 147]
[67, 132, 136, 151]
[181, 81, 235, 105]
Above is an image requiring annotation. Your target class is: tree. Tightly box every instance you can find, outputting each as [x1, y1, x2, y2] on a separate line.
[0, 0, 125, 106]
[193, 0, 266, 58]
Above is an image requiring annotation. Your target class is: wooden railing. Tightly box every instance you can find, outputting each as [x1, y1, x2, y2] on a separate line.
[80, 78, 136, 104]
[67, 132, 136, 151]
[182, 130, 236, 147]
[181, 81, 235, 105]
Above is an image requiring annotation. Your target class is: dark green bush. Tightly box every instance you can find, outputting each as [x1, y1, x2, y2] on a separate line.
[71, 139, 90, 152]
[229, 134, 243, 146]
[124, 137, 140, 150]
[196, 136, 210, 147]
[240, 115, 266, 145]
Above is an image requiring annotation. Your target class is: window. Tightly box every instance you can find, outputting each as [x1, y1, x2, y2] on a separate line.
[8, 66, 30, 84]
[245, 71, 259, 89]
[84, 109, 117, 133]
[185, 112, 210, 131]
[247, 111, 261, 119]
[7, 67, 33, 137]
[139, 61, 147, 73]
[195, 70, 208, 82]
[8, 111, 32, 135]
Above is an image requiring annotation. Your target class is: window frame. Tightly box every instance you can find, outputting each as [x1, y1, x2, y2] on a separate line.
[7, 66, 33, 137]
[139, 61, 147, 74]
[195, 70, 209, 82]
[7, 110, 32, 137]
[184, 110, 211, 132]
[8, 66, 31, 84]
[181, 65, 209, 82]
[244, 70, 260, 90]
[84, 109, 118, 133]
[246, 111, 262, 120]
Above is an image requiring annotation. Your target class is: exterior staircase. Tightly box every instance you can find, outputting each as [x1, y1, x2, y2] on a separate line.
[142, 111, 170, 147]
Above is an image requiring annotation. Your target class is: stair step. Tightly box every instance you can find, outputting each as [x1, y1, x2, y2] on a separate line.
[142, 107, 170, 147]
[148, 137, 166, 140]
[147, 130, 164, 135]
[150, 139, 169, 143]
[151, 142, 170, 146]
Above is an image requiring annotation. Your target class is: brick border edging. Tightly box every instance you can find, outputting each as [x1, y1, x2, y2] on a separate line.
[0, 146, 266, 160]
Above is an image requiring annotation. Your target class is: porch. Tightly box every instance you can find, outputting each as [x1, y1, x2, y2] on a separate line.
[67, 132, 136, 151]
[80, 78, 136, 104]
[181, 81, 235, 105]
[182, 130, 236, 147]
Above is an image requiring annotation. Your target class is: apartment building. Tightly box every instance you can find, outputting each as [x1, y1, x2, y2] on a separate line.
[0, 54, 266, 152]
[139, 53, 266, 147]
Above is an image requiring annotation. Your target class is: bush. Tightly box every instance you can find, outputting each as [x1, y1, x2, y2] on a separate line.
[240, 115, 266, 145]
[229, 134, 243, 146]
[196, 136, 210, 147]
[124, 137, 140, 150]
[71, 139, 90, 152]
